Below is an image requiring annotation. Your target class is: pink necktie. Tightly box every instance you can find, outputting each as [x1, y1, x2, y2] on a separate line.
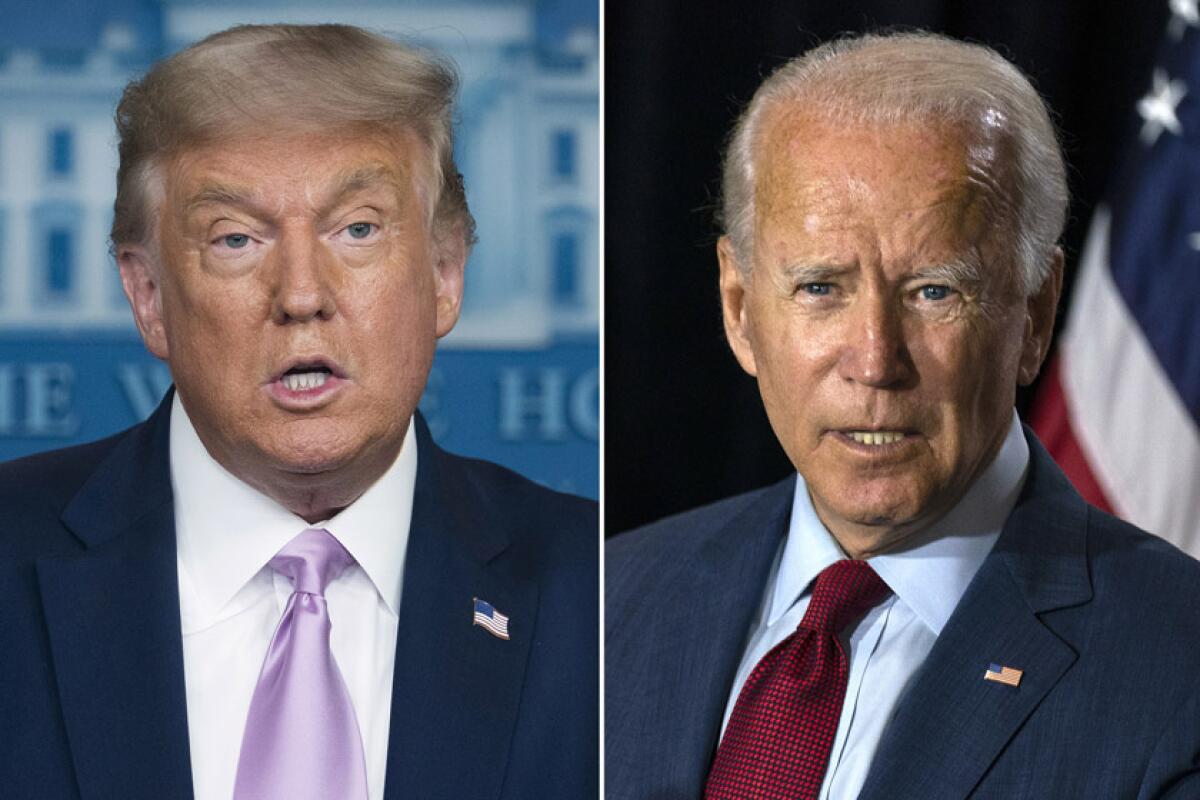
[233, 528, 369, 800]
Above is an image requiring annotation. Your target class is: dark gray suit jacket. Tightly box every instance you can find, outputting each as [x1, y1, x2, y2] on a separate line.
[606, 431, 1200, 799]
[0, 392, 598, 799]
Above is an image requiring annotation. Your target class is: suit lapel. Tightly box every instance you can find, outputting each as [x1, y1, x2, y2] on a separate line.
[859, 434, 1092, 800]
[383, 417, 537, 800]
[629, 477, 795, 795]
[36, 395, 194, 799]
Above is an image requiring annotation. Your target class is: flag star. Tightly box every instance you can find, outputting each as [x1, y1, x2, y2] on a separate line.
[1189, 232, 1200, 250]
[1169, 0, 1200, 39]
[1138, 69, 1188, 146]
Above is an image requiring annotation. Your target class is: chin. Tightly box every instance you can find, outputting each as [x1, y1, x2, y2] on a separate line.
[267, 448, 354, 476]
[820, 483, 927, 528]
[257, 428, 365, 476]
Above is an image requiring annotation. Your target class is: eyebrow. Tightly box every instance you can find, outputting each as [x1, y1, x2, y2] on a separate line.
[185, 184, 255, 214]
[780, 263, 853, 284]
[183, 163, 409, 218]
[910, 257, 985, 287]
[778, 258, 987, 289]
[327, 164, 408, 203]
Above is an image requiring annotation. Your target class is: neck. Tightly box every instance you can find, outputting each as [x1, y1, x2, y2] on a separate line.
[243, 446, 400, 523]
[816, 513, 937, 560]
[204, 431, 405, 525]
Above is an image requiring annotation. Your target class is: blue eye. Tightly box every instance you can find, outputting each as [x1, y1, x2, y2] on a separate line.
[801, 283, 832, 296]
[920, 285, 951, 301]
[222, 233, 250, 249]
[346, 222, 375, 239]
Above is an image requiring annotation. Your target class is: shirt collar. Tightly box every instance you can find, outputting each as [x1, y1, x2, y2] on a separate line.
[770, 411, 1029, 635]
[171, 393, 417, 631]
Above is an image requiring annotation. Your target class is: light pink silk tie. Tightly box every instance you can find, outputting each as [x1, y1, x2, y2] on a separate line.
[233, 528, 369, 800]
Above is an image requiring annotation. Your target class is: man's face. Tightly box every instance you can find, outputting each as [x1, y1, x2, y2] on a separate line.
[719, 111, 1059, 555]
[120, 128, 464, 503]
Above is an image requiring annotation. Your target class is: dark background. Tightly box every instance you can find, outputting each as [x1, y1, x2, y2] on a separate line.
[605, 1, 1169, 534]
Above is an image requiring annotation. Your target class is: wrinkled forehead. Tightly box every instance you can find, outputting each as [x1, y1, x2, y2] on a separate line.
[752, 106, 1019, 245]
[759, 105, 1000, 194]
[147, 123, 437, 228]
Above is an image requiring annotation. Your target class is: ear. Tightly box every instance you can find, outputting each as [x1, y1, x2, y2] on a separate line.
[718, 236, 759, 376]
[433, 226, 467, 338]
[118, 244, 170, 360]
[1017, 246, 1064, 386]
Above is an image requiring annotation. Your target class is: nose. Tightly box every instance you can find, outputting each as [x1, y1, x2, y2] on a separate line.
[837, 293, 914, 388]
[269, 230, 337, 324]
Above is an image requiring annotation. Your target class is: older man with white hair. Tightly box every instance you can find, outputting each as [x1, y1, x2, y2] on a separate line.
[0, 23, 597, 800]
[607, 31, 1200, 800]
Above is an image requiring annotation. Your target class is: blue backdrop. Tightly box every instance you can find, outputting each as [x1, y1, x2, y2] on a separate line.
[0, 0, 598, 497]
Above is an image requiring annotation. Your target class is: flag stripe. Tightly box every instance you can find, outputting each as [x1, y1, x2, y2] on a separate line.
[1027, 357, 1116, 515]
[1104, 36, 1200, 418]
[473, 608, 511, 640]
[1108, 132, 1200, 418]
[1031, 22, 1200, 559]
[984, 666, 1022, 687]
[1055, 210, 1200, 554]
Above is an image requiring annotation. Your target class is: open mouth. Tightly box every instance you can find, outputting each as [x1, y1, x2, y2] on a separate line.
[280, 365, 333, 392]
[829, 428, 918, 449]
[845, 430, 906, 446]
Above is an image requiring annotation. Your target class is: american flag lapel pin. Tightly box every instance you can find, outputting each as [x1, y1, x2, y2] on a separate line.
[472, 597, 511, 640]
[983, 663, 1023, 687]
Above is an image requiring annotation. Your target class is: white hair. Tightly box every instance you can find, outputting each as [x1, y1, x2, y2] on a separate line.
[720, 31, 1067, 296]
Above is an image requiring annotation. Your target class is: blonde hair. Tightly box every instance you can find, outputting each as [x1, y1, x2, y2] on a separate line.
[111, 23, 475, 251]
[721, 31, 1066, 295]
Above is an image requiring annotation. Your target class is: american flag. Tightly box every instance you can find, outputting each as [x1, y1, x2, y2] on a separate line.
[984, 663, 1023, 688]
[472, 597, 511, 640]
[1030, 0, 1200, 557]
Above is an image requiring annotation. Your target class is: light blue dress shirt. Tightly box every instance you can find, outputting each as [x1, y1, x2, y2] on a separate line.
[719, 413, 1030, 800]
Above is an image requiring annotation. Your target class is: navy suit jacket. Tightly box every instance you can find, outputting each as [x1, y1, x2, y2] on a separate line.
[0, 392, 597, 800]
[607, 431, 1200, 799]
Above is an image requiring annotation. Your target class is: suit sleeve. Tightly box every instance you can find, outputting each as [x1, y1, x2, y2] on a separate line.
[1139, 677, 1200, 799]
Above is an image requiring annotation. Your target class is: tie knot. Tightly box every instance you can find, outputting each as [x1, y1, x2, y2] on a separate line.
[269, 528, 356, 596]
[799, 560, 891, 635]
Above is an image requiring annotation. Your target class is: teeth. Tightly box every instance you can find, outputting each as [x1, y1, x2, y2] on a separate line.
[282, 371, 329, 392]
[848, 431, 905, 445]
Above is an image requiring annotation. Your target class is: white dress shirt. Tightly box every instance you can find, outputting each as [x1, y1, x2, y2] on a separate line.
[720, 412, 1030, 800]
[170, 394, 416, 800]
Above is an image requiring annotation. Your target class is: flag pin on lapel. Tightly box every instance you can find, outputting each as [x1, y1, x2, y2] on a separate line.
[472, 597, 511, 640]
[984, 663, 1023, 687]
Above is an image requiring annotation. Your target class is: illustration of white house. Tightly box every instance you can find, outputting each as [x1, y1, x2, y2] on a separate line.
[0, 0, 598, 347]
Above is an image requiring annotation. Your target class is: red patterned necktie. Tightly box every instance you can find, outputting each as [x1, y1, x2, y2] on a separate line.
[705, 559, 891, 800]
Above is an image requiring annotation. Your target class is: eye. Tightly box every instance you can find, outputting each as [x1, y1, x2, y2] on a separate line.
[918, 285, 952, 301]
[222, 233, 250, 249]
[345, 221, 377, 240]
[800, 282, 833, 296]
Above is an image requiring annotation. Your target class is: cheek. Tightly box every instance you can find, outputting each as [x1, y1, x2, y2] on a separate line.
[184, 283, 265, 349]
[377, 269, 434, 324]
[759, 308, 844, 377]
[750, 324, 830, 433]
[352, 270, 439, 372]
[920, 318, 1023, 449]
[960, 315, 1026, 395]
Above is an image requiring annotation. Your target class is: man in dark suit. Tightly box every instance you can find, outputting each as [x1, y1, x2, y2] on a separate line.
[0, 24, 596, 800]
[607, 32, 1200, 799]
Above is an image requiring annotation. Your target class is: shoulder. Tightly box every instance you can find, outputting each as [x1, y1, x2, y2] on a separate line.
[430, 443, 597, 572]
[1013, 433, 1200, 638]
[1038, 506, 1200, 788]
[0, 430, 131, 558]
[607, 477, 793, 570]
[447, 448, 596, 525]
[1031, 501, 1200, 699]
[606, 476, 794, 607]
[1085, 505, 1200, 626]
